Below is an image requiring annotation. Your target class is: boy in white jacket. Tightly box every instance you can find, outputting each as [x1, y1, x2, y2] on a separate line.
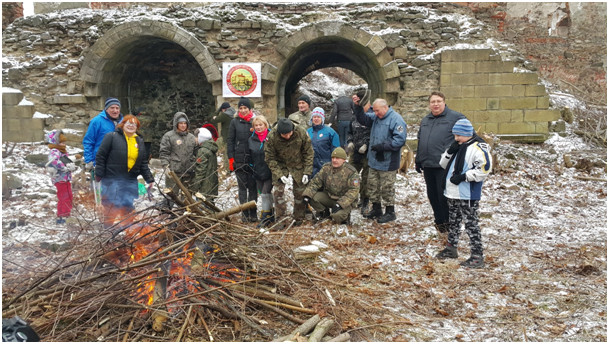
[435, 118, 492, 268]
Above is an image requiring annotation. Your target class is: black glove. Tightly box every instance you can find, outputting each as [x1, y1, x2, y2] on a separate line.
[375, 150, 385, 162]
[371, 144, 384, 152]
[331, 204, 342, 213]
[450, 173, 467, 185]
[447, 141, 460, 154]
[415, 162, 423, 174]
[303, 196, 311, 205]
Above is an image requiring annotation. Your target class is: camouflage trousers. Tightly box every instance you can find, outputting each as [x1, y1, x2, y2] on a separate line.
[447, 199, 483, 256]
[273, 178, 306, 220]
[367, 168, 396, 206]
[350, 153, 369, 200]
[309, 191, 351, 223]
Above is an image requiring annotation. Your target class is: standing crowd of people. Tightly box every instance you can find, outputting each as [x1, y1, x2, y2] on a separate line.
[47, 90, 491, 269]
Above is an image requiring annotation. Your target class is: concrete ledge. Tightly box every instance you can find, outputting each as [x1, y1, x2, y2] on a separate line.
[2, 90, 23, 106]
[52, 94, 86, 104]
[495, 133, 548, 143]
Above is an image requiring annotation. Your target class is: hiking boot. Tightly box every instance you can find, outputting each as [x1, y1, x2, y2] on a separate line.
[460, 255, 485, 269]
[364, 203, 382, 219]
[376, 206, 396, 224]
[435, 223, 449, 233]
[436, 245, 458, 260]
[257, 210, 275, 228]
[359, 198, 369, 214]
[315, 209, 331, 222]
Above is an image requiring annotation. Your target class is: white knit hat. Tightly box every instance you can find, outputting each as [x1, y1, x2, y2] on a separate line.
[198, 128, 212, 143]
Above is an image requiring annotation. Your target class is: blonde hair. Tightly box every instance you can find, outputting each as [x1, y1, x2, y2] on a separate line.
[251, 115, 269, 129]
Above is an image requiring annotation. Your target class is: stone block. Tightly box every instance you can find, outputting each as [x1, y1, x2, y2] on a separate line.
[261, 80, 275, 95]
[496, 133, 548, 143]
[486, 98, 499, 110]
[475, 61, 516, 73]
[394, 47, 408, 59]
[481, 122, 498, 133]
[525, 84, 547, 96]
[440, 74, 451, 85]
[339, 25, 358, 41]
[30, 118, 45, 130]
[499, 97, 537, 109]
[261, 62, 278, 81]
[52, 95, 86, 104]
[441, 62, 462, 74]
[2, 89, 23, 106]
[367, 35, 386, 55]
[511, 110, 524, 122]
[462, 86, 475, 98]
[450, 73, 488, 85]
[537, 96, 550, 109]
[301, 26, 321, 42]
[6, 118, 21, 130]
[489, 73, 539, 85]
[462, 62, 475, 74]
[354, 29, 373, 47]
[439, 86, 461, 99]
[473, 110, 511, 123]
[512, 85, 525, 97]
[449, 98, 486, 112]
[535, 122, 550, 134]
[2, 105, 34, 119]
[409, 89, 433, 97]
[212, 81, 222, 96]
[475, 85, 512, 97]
[442, 49, 492, 62]
[524, 109, 560, 122]
[383, 61, 400, 79]
[498, 122, 536, 134]
[385, 78, 401, 93]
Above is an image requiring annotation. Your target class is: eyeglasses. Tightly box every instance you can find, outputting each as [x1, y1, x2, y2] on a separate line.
[124, 122, 137, 127]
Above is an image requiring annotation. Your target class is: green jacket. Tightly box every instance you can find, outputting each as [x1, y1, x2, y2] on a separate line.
[303, 162, 360, 209]
[192, 140, 219, 198]
[288, 109, 311, 130]
[264, 124, 314, 183]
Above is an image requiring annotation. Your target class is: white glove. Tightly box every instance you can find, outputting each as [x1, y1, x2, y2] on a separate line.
[85, 161, 94, 170]
[66, 163, 77, 171]
[280, 176, 290, 184]
[346, 142, 354, 155]
[358, 144, 367, 154]
[302, 174, 309, 185]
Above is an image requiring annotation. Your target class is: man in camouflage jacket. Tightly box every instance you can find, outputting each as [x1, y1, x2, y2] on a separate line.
[303, 147, 360, 224]
[265, 118, 314, 224]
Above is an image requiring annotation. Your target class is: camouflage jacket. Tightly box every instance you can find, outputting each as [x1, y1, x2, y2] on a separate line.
[192, 140, 219, 198]
[264, 124, 314, 183]
[303, 162, 360, 209]
[288, 109, 311, 130]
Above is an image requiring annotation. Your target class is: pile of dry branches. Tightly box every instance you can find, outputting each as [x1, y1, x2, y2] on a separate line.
[1, 173, 351, 341]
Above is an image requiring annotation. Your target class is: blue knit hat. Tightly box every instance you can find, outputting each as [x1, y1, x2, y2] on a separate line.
[104, 97, 121, 110]
[452, 118, 474, 136]
[311, 107, 325, 121]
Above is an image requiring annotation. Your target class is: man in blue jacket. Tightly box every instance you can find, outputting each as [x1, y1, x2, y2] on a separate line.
[82, 97, 124, 170]
[415, 91, 466, 238]
[354, 97, 406, 223]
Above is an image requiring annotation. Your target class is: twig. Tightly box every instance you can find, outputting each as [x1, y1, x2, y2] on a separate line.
[175, 305, 193, 342]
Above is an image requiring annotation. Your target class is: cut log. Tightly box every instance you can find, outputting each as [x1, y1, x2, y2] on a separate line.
[325, 332, 351, 342]
[308, 317, 334, 342]
[274, 314, 320, 342]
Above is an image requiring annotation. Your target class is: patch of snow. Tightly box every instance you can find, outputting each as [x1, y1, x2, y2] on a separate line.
[33, 112, 53, 118]
[19, 98, 34, 106]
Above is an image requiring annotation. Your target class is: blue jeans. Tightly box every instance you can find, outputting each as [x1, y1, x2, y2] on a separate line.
[337, 120, 352, 148]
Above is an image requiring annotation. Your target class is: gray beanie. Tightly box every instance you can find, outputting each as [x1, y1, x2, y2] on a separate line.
[277, 118, 294, 134]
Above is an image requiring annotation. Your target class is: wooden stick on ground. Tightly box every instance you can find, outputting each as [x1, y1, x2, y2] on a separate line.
[308, 318, 334, 342]
[274, 314, 320, 342]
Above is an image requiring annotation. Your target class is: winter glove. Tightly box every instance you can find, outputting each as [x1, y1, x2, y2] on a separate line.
[358, 144, 367, 154]
[95, 175, 102, 183]
[303, 196, 311, 205]
[447, 141, 461, 155]
[450, 173, 467, 185]
[302, 174, 310, 185]
[371, 144, 384, 152]
[280, 176, 290, 184]
[415, 162, 423, 174]
[229, 158, 235, 172]
[345, 142, 354, 155]
[332, 204, 342, 213]
[85, 161, 94, 171]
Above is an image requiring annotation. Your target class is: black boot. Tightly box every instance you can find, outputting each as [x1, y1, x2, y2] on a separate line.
[359, 198, 369, 215]
[377, 205, 396, 223]
[364, 203, 382, 219]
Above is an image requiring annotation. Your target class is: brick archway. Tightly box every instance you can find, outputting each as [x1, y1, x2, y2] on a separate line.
[275, 21, 400, 117]
[80, 20, 221, 107]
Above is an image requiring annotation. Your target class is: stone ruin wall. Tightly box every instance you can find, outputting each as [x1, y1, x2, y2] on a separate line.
[1, 2, 606, 147]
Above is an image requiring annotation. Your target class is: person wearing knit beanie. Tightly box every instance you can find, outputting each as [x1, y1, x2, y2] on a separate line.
[197, 127, 213, 144]
[452, 118, 474, 137]
[82, 96, 123, 170]
[288, 95, 313, 130]
[276, 118, 294, 135]
[298, 95, 312, 108]
[331, 147, 347, 160]
[308, 107, 340, 176]
[310, 107, 325, 123]
[193, 126, 220, 204]
[104, 97, 121, 111]
[238, 97, 252, 110]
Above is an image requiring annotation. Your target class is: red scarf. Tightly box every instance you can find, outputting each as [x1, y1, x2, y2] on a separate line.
[256, 129, 268, 142]
[239, 111, 253, 122]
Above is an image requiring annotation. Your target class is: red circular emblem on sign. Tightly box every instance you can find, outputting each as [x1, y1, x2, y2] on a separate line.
[226, 65, 258, 96]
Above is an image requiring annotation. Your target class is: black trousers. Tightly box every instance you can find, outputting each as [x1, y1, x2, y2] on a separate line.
[235, 166, 257, 217]
[423, 167, 449, 225]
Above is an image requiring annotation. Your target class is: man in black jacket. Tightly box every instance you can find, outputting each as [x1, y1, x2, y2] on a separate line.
[328, 95, 355, 148]
[415, 91, 466, 238]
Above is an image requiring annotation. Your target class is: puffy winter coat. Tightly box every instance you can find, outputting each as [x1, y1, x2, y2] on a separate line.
[95, 128, 154, 183]
[192, 140, 219, 198]
[212, 107, 236, 139]
[227, 113, 254, 170]
[159, 112, 198, 174]
[265, 124, 314, 184]
[47, 149, 73, 184]
[288, 109, 311, 130]
[439, 136, 492, 201]
[416, 106, 466, 169]
[303, 161, 360, 209]
[307, 124, 340, 176]
[248, 129, 272, 181]
[329, 96, 354, 123]
[82, 110, 123, 164]
[355, 106, 407, 171]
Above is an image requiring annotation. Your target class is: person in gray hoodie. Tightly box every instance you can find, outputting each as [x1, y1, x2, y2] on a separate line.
[159, 112, 198, 200]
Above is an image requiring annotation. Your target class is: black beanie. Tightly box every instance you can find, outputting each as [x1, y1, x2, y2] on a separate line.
[297, 95, 312, 107]
[277, 118, 294, 134]
[218, 102, 230, 111]
[238, 97, 252, 110]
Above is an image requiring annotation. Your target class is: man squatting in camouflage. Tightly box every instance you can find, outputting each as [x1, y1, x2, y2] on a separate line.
[303, 147, 360, 225]
[264, 118, 315, 225]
